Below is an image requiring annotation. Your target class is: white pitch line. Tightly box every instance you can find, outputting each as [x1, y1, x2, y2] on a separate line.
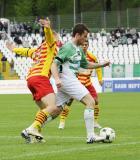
[0, 135, 135, 139]
[1, 141, 140, 160]
[0, 135, 85, 139]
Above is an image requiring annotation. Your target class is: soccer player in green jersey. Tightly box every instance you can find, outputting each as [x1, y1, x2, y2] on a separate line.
[51, 23, 110, 143]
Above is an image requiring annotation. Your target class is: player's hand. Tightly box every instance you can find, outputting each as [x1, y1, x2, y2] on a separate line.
[55, 78, 62, 89]
[39, 18, 50, 28]
[99, 80, 104, 86]
[102, 61, 110, 67]
[6, 41, 16, 52]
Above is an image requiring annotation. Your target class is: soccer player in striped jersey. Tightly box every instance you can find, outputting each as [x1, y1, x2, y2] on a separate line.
[6, 18, 61, 143]
[58, 39, 103, 129]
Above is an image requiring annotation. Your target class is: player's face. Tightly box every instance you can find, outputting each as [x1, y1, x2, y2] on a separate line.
[82, 41, 89, 53]
[77, 30, 88, 45]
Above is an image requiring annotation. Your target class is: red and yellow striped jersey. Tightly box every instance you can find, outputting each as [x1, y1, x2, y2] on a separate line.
[13, 27, 57, 79]
[78, 51, 102, 87]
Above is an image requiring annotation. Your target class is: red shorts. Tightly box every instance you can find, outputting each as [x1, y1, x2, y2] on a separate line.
[27, 76, 54, 101]
[86, 84, 98, 99]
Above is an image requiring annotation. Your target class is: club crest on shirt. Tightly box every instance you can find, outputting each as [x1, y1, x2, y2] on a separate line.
[70, 50, 82, 62]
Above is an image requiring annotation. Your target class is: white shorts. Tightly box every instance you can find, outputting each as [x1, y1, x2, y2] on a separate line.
[56, 64, 89, 106]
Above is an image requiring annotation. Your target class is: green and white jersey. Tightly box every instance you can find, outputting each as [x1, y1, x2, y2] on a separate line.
[55, 41, 88, 74]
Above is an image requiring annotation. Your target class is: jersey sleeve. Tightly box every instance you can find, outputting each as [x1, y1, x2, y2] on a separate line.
[44, 27, 55, 47]
[93, 54, 103, 81]
[13, 48, 36, 58]
[80, 49, 88, 68]
[55, 43, 71, 65]
[88, 52, 103, 81]
[96, 67, 103, 81]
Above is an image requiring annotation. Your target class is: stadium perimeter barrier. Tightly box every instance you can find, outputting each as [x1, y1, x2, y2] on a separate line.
[0, 77, 140, 94]
[6, 7, 140, 32]
[102, 64, 140, 92]
[0, 77, 57, 94]
[103, 78, 140, 92]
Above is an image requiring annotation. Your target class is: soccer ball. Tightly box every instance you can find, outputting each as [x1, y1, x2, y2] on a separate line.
[100, 127, 116, 143]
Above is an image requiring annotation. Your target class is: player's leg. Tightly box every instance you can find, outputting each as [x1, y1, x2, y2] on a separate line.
[56, 69, 104, 143]
[21, 76, 60, 143]
[86, 85, 101, 129]
[94, 99, 102, 129]
[80, 93, 95, 143]
[60, 75, 104, 143]
[81, 94, 104, 143]
[58, 105, 70, 129]
[31, 93, 58, 130]
[39, 88, 73, 128]
[58, 98, 73, 129]
[22, 93, 60, 143]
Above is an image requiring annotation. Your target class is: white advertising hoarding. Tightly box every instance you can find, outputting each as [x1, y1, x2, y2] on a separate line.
[0, 78, 102, 94]
[0, 80, 31, 94]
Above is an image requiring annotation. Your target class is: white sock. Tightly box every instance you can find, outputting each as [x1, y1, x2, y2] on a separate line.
[84, 108, 94, 138]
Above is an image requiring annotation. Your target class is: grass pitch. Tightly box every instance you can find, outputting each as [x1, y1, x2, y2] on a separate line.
[0, 92, 140, 160]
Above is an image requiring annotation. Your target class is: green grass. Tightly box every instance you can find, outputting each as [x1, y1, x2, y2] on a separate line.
[0, 93, 140, 160]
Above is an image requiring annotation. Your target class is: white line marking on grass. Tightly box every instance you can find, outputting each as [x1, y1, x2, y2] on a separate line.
[1, 141, 140, 160]
[0, 136, 20, 139]
[0, 135, 85, 139]
[0, 135, 136, 140]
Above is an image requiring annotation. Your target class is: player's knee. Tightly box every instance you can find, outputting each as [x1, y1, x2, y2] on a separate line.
[81, 94, 95, 109]
[88, 99, 95, 108]
[50, 106, 61, 116]
[54, 106, 61, 113]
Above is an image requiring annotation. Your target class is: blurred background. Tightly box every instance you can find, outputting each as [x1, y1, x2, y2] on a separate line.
[0, 0, 140, 31]
[0, 0, 140, 93]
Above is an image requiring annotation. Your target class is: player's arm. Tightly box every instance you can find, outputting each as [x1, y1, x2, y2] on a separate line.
[6, 41, 36, 57]
[51, 42, 69, 89]
[53, 44, 71, 87]
[80, 49, 110, 69]
[13, 48, 36, 58]
[96, 67, 103, 86]
[89, 53, 103, 85]
[39, 18, 55, 47]
[51, 62, 62, 88]
[87, 61, 110, 69]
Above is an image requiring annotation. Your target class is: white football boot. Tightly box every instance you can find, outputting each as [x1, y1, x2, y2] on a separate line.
[87, 134, 105, 144]
[21, 127, 44, 143]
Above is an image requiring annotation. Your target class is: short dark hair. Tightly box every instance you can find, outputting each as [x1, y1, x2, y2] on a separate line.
[72, 23, 90, 37]
[85, 39, 89, 44]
